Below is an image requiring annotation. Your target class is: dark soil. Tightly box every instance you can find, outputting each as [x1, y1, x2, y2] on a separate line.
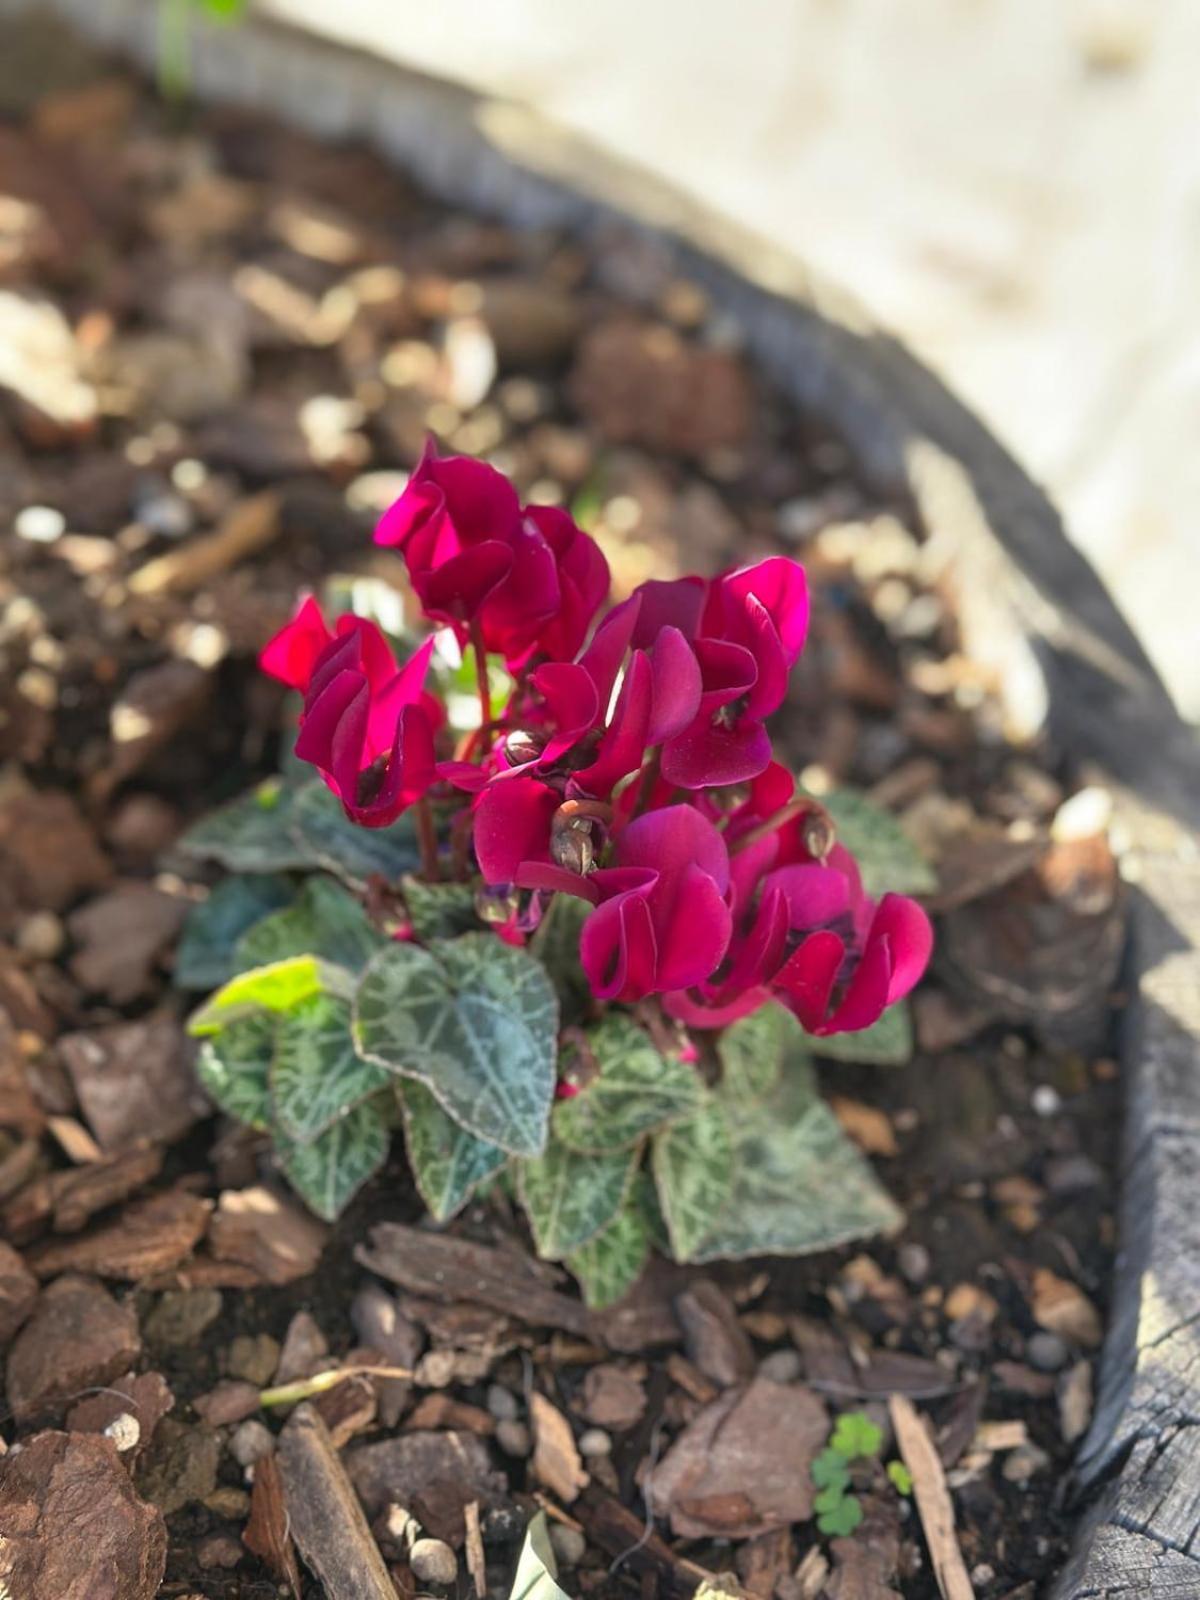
[0, 17, 1121, 1600]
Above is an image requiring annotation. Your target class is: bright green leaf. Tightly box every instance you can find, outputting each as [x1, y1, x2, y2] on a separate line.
[686, 1066, 902, 1263]
[553, 1014, 702, 1153]
[830, 1411, 884, 1461]
[270, 991, 391, 1144]
[887, 1460, 913, 1495]
[518, 1139, 637, 1260]
[813, 1484, 848, 1515]
[811, 1448, 852, 1491]
[178, 779, 314, 873]
[509, 1511, 570, 1600]
[275, 1096, 390, 1221]
[194, 1011, 273, 1129]
[289, 780, 420, 888]
[402, 877, 480, 943]
[189, 955, 355, 1036]
[813, 1001, 913, 1067]
[174, 874, 294, 990]
[818, 787, 936, 899]
[353, 934, 558, 1157]
[236, 876, 383, 973]
[817, 1493, 863, 1538]
[566, 1200, 651, 1309]
[652, 1096, 734, 1264]
[398, 1080, 507, 1222]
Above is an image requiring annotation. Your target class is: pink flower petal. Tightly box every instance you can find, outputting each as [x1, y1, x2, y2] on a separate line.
[473, 776, 560, 884]
[647, 626, 702, 745]
[614, 805, 731, 895]
[661, 714, 772, 790]
[773, 930, 845, 1033]
[655, 863, 733, 991]
[872, 894, 934, 1003]
[580, 891, 659, 1002]
[260, 594, 331, 689]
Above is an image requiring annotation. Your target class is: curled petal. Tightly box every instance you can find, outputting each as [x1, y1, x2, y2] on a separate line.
[655, 862, 733, 991]
[614, 805, 731, 896]
[873, 894, 934, 1004]
[580, 892, 659, 1002]
[260, 594, 331, 689]
[773, 930, 846, 1034]
[661, 714, 772, 790]
[819, 930, 891, 1035]
[647, 626, 702, 745]
[473, 775, 560, 885]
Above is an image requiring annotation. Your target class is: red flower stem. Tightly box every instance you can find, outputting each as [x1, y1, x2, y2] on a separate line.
[631, 747, 662, 820]
[728, 794, 835, 859]
[415, 795, 441, 882]
[469, 620, 492, 754]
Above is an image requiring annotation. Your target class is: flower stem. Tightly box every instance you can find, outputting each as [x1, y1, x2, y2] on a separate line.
[469, 620, 492, 754]
[415, 795, 441, 881]
[631, 747, 662, 820]
[258, 1363, 413, 1410]
[729, 794, 835, 859]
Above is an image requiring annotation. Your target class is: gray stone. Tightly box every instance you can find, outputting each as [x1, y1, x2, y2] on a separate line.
[409, 1537, 458, 1586]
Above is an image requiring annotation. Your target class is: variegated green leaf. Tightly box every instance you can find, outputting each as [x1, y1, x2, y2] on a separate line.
[174, 873, 295, 990]
[518, 1138, 637, 1260]
[289, 780, 420, 888]
[689, 1066, 901, 1262]
[189, 955, 355, 1036]
[402, 877, 480, 943]
[195, 1011, 274, 1129]
[565, 1200, 651, 1309]
[398, 1080, 507, 1222]
[530, 893, 592, 1024]
[812, 1001, 913, 1066]
[178, 778, 315, 872]
[236, 876, 383, 973]
[651, 1096, 734, 1263]
[819, 787, 936, 898]
[353, 934, 558, 1157]
[270, 990, 391, 1144]
[275, 1096, 390, 1222]
[717, 1000, 802, 1102]
[553, 1014, 701, 1153]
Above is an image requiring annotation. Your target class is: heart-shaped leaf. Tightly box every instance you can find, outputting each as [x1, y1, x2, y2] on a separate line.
[178, 778, 315, 873]
[195, 1011, 274, 1129]
[189, 955, 354, 1036]
[687, 1065, 901, 1262]
[398, 1080, 507, 1222]
[530, 893, 592, 1024]
[518, 1138, 638, 1259]
[402, 877, 480, 943]
[270, 991, 391, 1144]
[275, 1096, 390, 1222]
[174, 873, 295, 990]
[813, 1001, 913, 1066]
[289, 780, 420, 888]
[652, 1096, 734, 1263]
[565, 1199, 651, 1309]
[819, 787, 936, 898]
[717, 1001, 798, 1103]
[353, 934, 558, 1157]
[236, 876, 383, 973]
[553, 1014, 702, 1153]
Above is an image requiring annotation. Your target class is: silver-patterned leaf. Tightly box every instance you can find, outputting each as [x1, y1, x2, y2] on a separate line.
[529, 892, 592, 1024]
[236, 876, 383, 973]
[189, 955, 355, 1036]
[651, 1096, 734, 1264]
[812, 1001, 914, 1066]
[518, 1139, 637, 1260]
[353, 934, 558, 1157]
[178, 778, 315, 872]
[195, 1011, 274, 1129]
[398, 1080, 508, 1222]
[819, 787, 936, 898]
[275, 1096, 390, 1222]
[565, 1200, 651, 1309]
[553, 1013, 702, 1153]
[270, 990, 391, 1144]
[402, 877, 480, 943]
[289, 780, 420, 888]
[717, 1000, 801, 1102]
[689, 1067, 902, 1262]
[174, 873, 295, 990]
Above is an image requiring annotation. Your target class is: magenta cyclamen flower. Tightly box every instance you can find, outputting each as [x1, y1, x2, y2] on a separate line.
[579, 807, 733, 1003]
[374, 440, 609, 666]
[260, 597, 436, 827]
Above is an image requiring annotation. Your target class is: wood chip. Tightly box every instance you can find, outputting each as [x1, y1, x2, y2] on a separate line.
[277, 1403, 394, 1600]
[210, 1185, 327, 1286]
[27, 1188, 210, 1280]
[47, 1115, 103, 1164]
[129, 489, 281, 595]
[1030, 1268, 1102, 1348]
[531, 1392, 588, 1504]
[888, 1395, 975, 1600]
[244, 1452, 301, 1598]
[675, 1281, 755, 1388]
[829, 1095, 899, 1157]
[463, 1499, 487, 1598]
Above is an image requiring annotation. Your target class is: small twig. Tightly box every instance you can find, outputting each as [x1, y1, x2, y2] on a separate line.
[414, 795, 442, 882]
[470, 620, 493, 754]
[728, 792, 835, 859]
[464, 1500, 489, 1597]
[259, 1364, 413, 1410]
[889, 1395, 975, 1600]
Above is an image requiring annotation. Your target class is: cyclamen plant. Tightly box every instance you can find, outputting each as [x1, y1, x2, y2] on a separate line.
[178, 441, 933, 1306]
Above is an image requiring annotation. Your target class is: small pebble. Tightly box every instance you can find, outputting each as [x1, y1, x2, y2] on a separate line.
[1001, 1444, 1051, 1483]
[204, 1486, 251, 1518]
[496, 1419, 532, 1457]
[1027, 1331, 1069, 1373]
[197, 1533, 243, 1571]
[15, 505, 65, 544]
[486, 1382, 519, 1421]
[898, 1242, 931, 1285]
[229, 1419, 275, 1468]
[384, 1504, 419, 1547]
[756, 1349, 802, 1384]
[103, 1413, 141, 1453]
[1031, 1085, 1061, 1117]
[578, 1427, 612, 1459]
[226, 1333, 280, 1387]
[15, 911, 65, 961]
[549, 1524, 588, 1567]
[410, 1537, 458, 1586]
[971, 1563, 997, 1585]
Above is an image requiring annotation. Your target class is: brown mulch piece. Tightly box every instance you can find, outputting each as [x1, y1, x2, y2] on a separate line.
[66, 1368, 174, 1455]
[6, 1273, 141, 1422]
[57, 1016, 203, 1153]
[346, 1428, 508, 1539]
[208, 1183, 329, 1285]
[244, 1452, 302, 1598]
[25, 1186, 209, 1279]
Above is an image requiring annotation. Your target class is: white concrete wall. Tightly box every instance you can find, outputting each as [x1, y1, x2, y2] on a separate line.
[262, 0, 1200, 715]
